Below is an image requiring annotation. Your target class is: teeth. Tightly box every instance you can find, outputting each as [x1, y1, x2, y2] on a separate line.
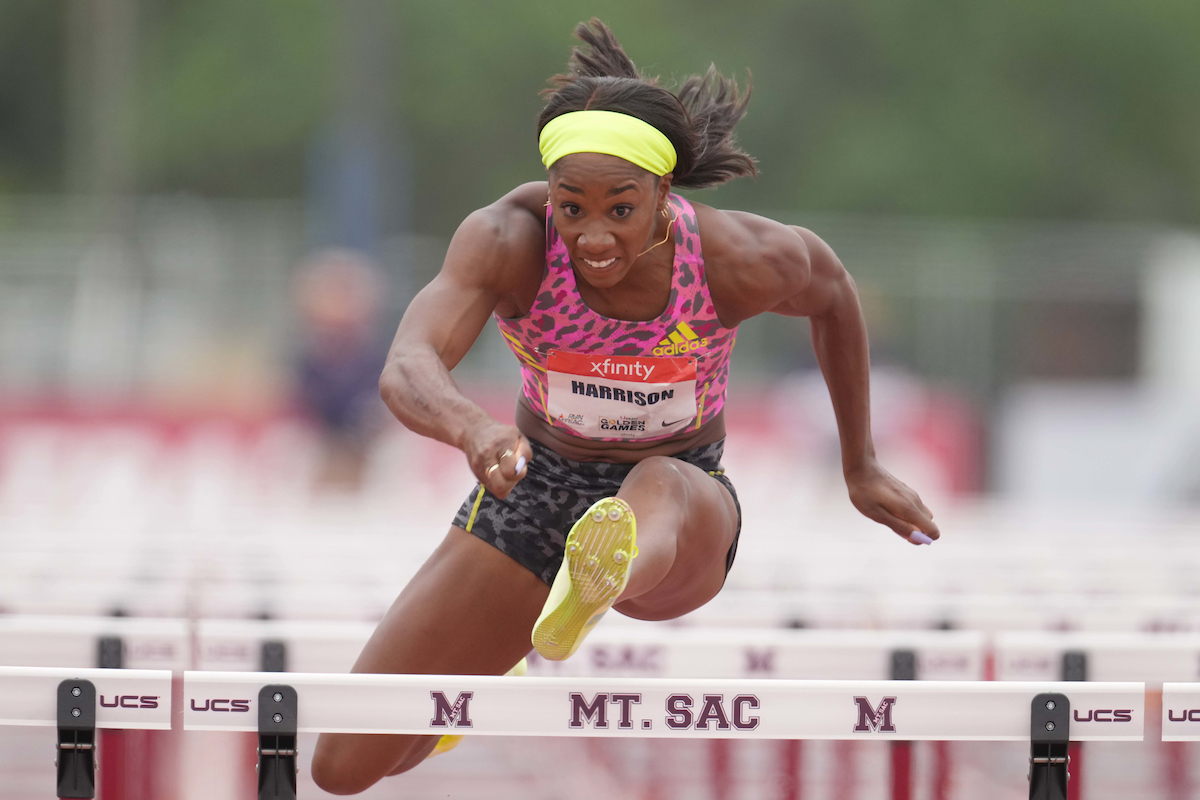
[582, 257, 617, 269]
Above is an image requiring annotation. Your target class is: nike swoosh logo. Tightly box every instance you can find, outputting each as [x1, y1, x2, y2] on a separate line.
[662, 418, 691, 427]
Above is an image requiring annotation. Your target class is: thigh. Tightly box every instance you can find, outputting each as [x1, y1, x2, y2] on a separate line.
[615, 457, 739, 620]
[312, 527, 549, 791]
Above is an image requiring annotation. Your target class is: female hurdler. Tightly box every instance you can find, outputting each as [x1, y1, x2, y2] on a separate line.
[313, 19, 939, 794]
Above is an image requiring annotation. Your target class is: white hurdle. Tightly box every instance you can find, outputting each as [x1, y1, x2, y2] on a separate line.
[180, 671, 1142, 800]
[0, 667, 173, 730]
[0, 615, 189, 670]
[0, 666, 173, 798]
[182, 672, 1143, 741]
[529, 627, 987, 680]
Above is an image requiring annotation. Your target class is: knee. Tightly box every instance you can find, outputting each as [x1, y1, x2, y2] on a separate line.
[310, 736, 377, 796]
[625, 456, 689, 502]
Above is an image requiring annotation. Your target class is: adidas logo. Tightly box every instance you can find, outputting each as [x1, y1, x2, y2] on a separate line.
[653, 321, 709, 356]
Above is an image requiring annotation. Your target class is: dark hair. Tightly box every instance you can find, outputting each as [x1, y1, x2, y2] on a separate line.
[538, 19, 756, 190]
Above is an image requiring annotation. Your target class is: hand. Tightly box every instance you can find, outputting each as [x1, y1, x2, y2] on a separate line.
[845, 457, 940, 546]
[463, 421, 533, 500]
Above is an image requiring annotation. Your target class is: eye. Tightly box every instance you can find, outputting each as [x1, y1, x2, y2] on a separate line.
[611, 204, 634, 219]
[560, 203, 582, 218]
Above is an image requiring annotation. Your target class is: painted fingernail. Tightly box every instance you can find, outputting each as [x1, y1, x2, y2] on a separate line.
[516, 456, 527, 474]
[909, 531, 933, 545]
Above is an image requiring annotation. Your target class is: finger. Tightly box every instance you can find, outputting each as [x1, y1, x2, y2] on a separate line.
[882, 496, 940, 540]
[501, 436, 532, 479]
[868, 505, 932, 546]
[516, 435, 533, 474]
[913, 493, 933, 520]
[484, 462, 505, 493]
[497, 440, 528, 480]
[484, 468, 519, 500]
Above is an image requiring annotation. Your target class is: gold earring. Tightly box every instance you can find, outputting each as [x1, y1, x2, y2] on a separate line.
[636, 206, 675, 258]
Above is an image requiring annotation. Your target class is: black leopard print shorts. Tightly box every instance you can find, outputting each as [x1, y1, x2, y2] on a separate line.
[452, 438, 741, 586]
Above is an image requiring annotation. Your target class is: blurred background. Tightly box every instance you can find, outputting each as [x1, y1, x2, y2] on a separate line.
[2, 1, 1200, 798]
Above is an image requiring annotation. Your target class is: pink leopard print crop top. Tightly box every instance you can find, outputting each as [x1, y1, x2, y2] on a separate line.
[495, 194, 738, 442]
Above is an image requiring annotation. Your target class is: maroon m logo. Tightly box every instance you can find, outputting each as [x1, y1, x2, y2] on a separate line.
[430, 691, 474, 729]
[853, 696, 897, 733]
[744, 648, 775, 674]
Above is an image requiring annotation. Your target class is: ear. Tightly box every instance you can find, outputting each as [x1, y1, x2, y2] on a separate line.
[656, 173, 674, 209]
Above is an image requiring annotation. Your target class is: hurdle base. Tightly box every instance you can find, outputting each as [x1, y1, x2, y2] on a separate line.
[257, 685, 298, 800]
[1028, 692, 1069, 800]
[56, 679, 97, 800]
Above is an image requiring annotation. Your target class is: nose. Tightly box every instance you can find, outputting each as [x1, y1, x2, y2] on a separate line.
[577, 225, 615, 253]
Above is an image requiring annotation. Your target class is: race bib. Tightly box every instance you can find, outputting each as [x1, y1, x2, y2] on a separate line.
[546, 351, 698, 439]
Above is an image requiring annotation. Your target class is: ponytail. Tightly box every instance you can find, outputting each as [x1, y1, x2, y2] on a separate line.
[538, 19, 756, 190]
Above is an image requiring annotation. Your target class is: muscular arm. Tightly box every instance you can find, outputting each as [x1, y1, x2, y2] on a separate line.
[701, 206, 938, 545]
[379, 188, 545, 496]
[771, 229, 874, 477]
[773, 227, 939, 545]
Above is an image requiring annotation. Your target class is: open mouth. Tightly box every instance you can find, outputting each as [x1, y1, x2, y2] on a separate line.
[580, 257, 618, 270]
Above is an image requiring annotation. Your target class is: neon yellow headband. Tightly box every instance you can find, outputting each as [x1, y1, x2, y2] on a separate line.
[539, 110, 677, 176]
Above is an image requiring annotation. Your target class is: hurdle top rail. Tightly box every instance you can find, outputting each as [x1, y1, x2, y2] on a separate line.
[2, 615, 988, 679]
[995, 631, 1200, 684]
[181, 670, 1145, 742]
[0, 667, 172, 729]
[23, 616, 1200, 685]
[0, 616, 188, 670]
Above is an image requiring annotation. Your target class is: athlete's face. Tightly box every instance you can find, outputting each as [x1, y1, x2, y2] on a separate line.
[548, 153, 673, 289]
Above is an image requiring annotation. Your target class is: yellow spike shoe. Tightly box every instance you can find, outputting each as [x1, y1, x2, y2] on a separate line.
[429, 733, 465, 757]
[427, 657, 527, 759]
[532, 498, 637, 661]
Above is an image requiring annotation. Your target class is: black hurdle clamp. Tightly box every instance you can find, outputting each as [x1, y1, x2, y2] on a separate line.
[890, 649, 917, 681]
[96, 636, 123, 670]
[257, 684, 298, 800]
[261, 640, 288, 673]
[1028, 693, 1069, 800]
[56, 679, 96, 799]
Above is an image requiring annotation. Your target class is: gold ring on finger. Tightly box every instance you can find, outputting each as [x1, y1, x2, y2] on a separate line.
[486, 464, 501, 480]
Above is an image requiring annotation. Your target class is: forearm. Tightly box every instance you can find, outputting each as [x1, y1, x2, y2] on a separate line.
[808, 273, 876, 477]
[379, 345, 492, 450]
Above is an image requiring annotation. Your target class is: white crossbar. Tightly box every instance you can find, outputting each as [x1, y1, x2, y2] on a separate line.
[183, 672, 1143, 741]
[0, 616, 188, 670]
[189, 620, 986, 679]
[996, 632, 1200, 683]
[0, 667, 173, 729]
[531, 628, 985, 680]
[1161, 684, 1200, 741]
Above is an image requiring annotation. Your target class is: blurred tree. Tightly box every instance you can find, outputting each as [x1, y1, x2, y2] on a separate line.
[3, 0, 1200, 232]
[0, 1, 67, 193]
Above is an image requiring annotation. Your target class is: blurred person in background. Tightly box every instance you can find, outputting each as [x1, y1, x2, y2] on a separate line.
[294, 249, 389, 491]
[313, 20, 937, 792]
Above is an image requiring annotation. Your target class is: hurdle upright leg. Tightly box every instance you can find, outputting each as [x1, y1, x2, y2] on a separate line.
[889, 649, 916, 800]
[778, 739, 801, 800]
[1061, 651, 1086, 800]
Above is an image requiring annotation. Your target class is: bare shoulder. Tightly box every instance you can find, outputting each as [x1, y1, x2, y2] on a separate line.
[692, 203, 813, 325]
[444, 182, 547, 295]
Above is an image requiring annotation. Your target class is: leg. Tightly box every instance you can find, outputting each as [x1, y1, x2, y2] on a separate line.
[310, 527, 548, 795]
[613, 456, 739, 620]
